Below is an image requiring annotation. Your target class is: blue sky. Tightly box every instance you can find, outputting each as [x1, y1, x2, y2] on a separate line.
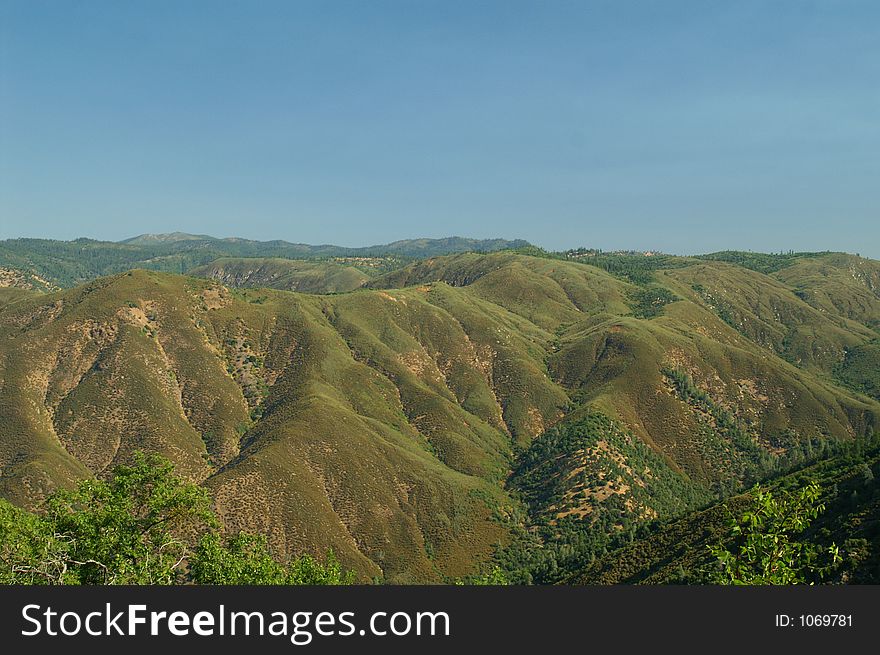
[1, 1, 878, 256]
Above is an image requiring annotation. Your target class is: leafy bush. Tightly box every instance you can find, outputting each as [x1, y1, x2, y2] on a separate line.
[0, 453, 351, 585]
[629, 286, 678, 319]
[709, 483, 841, 584]
[190, 533, 352, 585]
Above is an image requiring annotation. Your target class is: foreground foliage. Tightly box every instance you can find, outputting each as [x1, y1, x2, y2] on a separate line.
[0, 454, 351, 585]
[709, 483, 841, 584]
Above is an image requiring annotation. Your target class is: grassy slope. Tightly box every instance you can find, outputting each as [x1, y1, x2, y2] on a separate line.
[771, 254, 880, 401]
[0, 251, 878, 582]
[0, 271, 533, 581]
[772, 253, 880, 332]
[189, 257, 371, 294]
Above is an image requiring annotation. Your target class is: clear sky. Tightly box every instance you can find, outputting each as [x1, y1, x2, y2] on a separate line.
[1, 1, 878, 256]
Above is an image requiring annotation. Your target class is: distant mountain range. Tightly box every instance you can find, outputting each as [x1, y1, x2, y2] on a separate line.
[0, 234, 532, 289]
[120, 232, 532, 254]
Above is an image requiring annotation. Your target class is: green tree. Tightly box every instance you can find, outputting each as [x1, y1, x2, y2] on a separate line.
[0, 498, 69, 584]
[0, 453, 352, 585]
[42, 453, 216, 584]
[189, 533, 352, 585]
[455, 565, 509, 585]
[709, 483, 840, 585]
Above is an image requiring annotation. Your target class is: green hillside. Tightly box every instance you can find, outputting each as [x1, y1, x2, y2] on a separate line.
[189, 258, 372, 294]
[567, 439, 880, 584]
[0, 249, 877, 583]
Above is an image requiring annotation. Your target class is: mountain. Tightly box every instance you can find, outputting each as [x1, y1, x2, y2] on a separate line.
[0, 248, 877, 582]
[189, 258, 371, 294]
[121, 233, 532, 257]
[0, 235, 532, 289]
[371, 236, 532, 257]
[0, 266, 58, 292]
[119, 232, 217, 245]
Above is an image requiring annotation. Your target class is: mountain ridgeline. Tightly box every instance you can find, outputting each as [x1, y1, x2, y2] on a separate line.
[0, 234, 531, 290]
[0, 242, 878, 583]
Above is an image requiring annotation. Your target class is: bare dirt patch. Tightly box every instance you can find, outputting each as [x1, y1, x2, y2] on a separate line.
[201, 286, 231, 310]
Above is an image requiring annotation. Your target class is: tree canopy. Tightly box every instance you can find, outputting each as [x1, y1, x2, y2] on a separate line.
[0, 453, 352, 585]
[709, 483, 841, 585]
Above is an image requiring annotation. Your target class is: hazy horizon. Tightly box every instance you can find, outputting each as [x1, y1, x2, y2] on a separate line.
[0, 229, 875, 260]
[2, 1, 879, 258]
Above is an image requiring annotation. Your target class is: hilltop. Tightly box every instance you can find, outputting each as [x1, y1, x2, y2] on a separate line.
[189, 258, 373, 294]
[0, 247, 878, 582]
[0, 235, 531, 289]
[119, 232, 219, 245]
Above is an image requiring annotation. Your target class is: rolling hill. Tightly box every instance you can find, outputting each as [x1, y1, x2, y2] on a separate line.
[0, 235, 531, 289]
[189, 258, 372, 294]
[0, 247, 877, 582]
